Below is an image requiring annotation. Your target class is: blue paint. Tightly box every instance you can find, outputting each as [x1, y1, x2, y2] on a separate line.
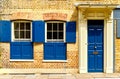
[44, 43, 55, 59]
[0, 21, 11, 42]
[33, 21, 45, 42]
[116, 20, 120, 38]
[88, 20, 104, 72]
[10, 42, 33, 59]
[113, 8, 120, 19]
[66, 21, 76, 43]
[10, 45, 21, 59]
[44, 43, 66, 60]
[113, 9, 120, 38]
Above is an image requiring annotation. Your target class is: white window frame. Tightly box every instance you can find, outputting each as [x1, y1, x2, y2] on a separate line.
[45, 21, 66, 42]
[12, 21, 32, 42]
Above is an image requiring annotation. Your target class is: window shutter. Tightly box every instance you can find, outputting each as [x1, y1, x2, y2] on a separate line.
[114, 9, 120, 38]
[44, 43, 66, 60]
[0, 21, 11, 42]
[33, 21, 45, 42]
[10, 42, 33, 59]
[10, 42, 21, 59]
[116, 20, 120, 38]
[113, 9, 120, 19]
[55, 43, 66, 60]
[44, 43, 55, 60]
[66, 21, 76, 43]
[21, 42, 33, 59]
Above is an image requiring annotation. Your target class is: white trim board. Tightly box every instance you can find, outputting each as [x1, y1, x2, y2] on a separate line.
[10, 59, 34, 62]
[42, 60, 68, 62]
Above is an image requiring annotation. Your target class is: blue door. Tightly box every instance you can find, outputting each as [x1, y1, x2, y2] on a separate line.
[88, 20, 104, 72]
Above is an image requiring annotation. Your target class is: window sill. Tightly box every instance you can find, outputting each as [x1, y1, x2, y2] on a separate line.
[42, 60, 68, 62]
[10, 59, 34, 62]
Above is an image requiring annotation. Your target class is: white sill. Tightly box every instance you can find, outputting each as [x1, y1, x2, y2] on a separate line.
[42, 60, 68, 62]
[10, 59, 34, 62]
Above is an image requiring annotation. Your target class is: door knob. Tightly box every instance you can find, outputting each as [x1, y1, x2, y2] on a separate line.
[94, 46, 97, 49]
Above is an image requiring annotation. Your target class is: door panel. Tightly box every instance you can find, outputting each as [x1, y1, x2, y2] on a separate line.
[88, 20, 104, 72]
[88, 54, 95, 71]
[96, 55, 103, 71]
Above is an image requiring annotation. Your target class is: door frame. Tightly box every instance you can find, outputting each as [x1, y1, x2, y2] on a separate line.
[78, 9, 114, 73]
[87, 20, 104, 72]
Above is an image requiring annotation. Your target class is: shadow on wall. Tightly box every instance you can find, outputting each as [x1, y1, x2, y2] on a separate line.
[70, 8, 78, 32]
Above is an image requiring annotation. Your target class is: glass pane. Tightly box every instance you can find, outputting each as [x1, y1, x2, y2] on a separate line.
[47, 32, 52, 39]
[47, 23, 52, 30]
[53, 32, 57, 39]
[53, 23, 57, 31]
[14, 23, 19, 30]
[26, 23, 31, 30]
[20, 31, 24, 38]
[59, 32, 63, 39]
[15, 31, 19, 38]
[20, 23, 25, 30]
[26, 31, 30, 38]
[58, 23, 63, 31]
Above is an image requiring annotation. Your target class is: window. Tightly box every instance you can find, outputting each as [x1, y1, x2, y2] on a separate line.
[46, 21, 65, 42]
[12, 21, 32, 41]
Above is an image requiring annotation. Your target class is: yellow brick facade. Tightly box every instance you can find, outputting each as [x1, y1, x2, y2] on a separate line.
[115, 20, 120, 72]
[0, 0, 120, 73]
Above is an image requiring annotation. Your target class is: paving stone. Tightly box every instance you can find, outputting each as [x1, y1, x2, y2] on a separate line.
[0, 75, 12, 79]
[104, 74, 120, 78]
[12, 75, 26, 79]
[75, 74, 93, 78]
[64, 75, 77, 79]
[48, 76, 64, 79]
[116, 73, 120, 77]
[78, 78, 94, 79]
[35, 75, 48, 79]
[25, 75, 36, 79]
[91, 73, 105, 78]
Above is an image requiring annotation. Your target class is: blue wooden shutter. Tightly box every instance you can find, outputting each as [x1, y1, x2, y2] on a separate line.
[55, 43, 66, 60]
[21, 42, 33, 59]
[114, 9, 120, 38]
[44, 43, 66, 60]
[116, 20, 120, 38]
[44, 43, 55, 60]
[33, 21, 45, 42]
[0, 21, 11, 42]
[66, 21, 76, 43]
[113, 9, 120, 19]
[10, 42, 21, 59]
[10, 42, 33, 59]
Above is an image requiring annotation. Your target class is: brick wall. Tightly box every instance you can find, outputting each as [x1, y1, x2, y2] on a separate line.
[0, 0, 79, 71]
[115, 20, 120, 72]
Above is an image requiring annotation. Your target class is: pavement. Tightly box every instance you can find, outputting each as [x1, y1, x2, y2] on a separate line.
[0, 73, 120, 79]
